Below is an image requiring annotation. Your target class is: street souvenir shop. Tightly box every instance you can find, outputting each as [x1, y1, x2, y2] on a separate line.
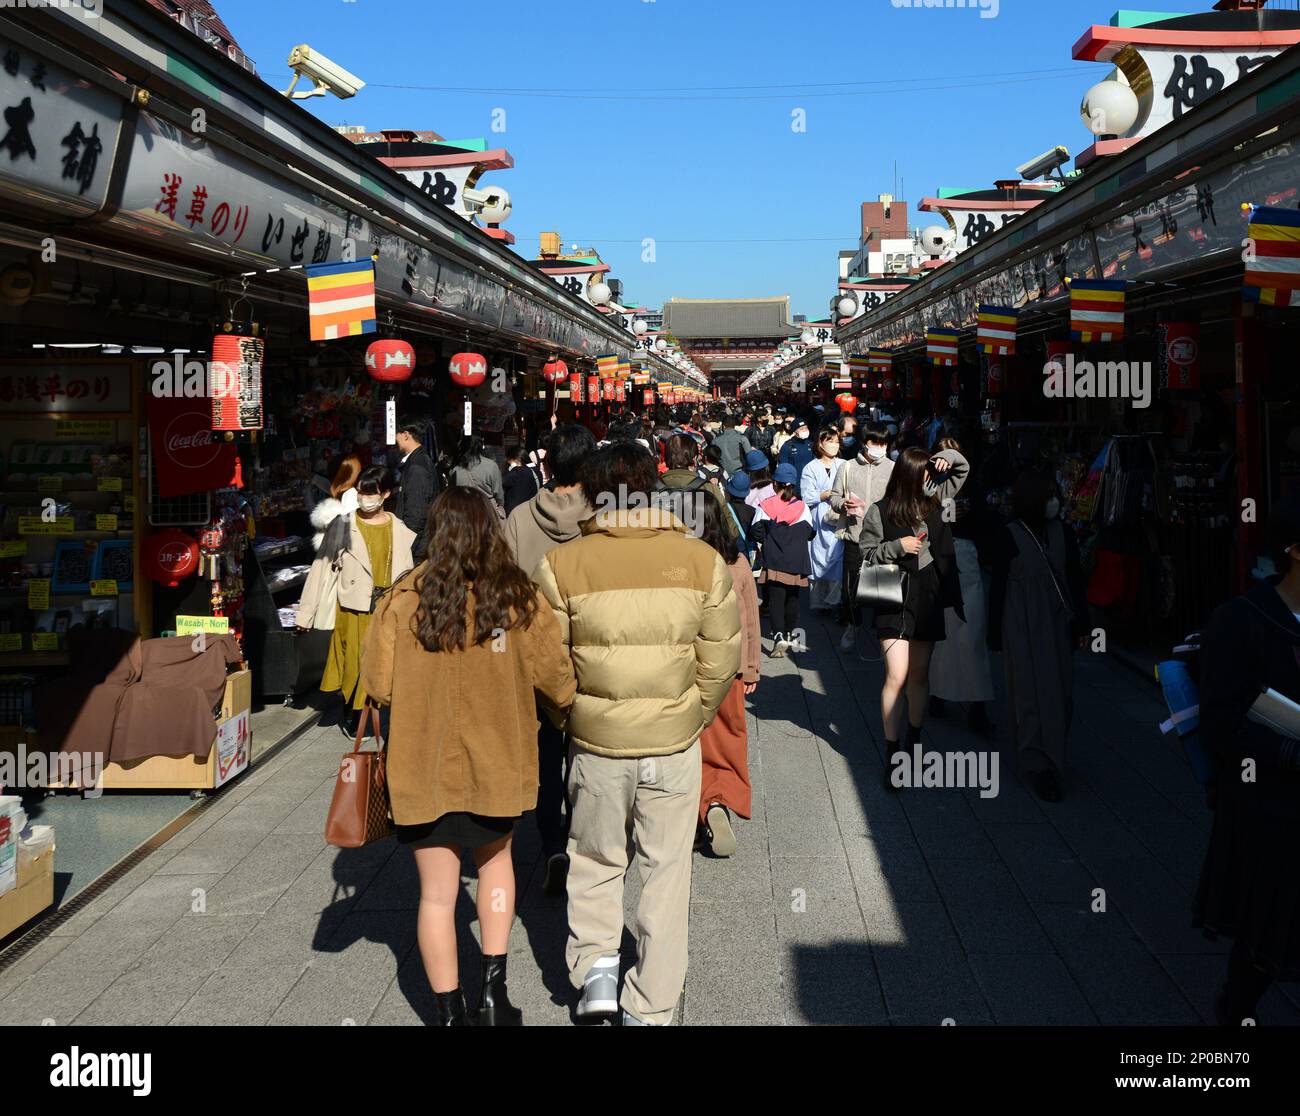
[836, 48, 1300, 660]
[0, 0, 677, 935]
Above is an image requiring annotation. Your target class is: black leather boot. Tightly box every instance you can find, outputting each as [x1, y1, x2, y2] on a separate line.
[433, 987, 471, 1026]
[477, 954, 523, 1026]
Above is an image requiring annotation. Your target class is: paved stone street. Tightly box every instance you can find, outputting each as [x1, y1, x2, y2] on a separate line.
[3, 609, 1298, 1027]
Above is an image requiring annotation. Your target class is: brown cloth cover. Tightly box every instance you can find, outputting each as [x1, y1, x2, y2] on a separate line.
[38, 633, 242, 764]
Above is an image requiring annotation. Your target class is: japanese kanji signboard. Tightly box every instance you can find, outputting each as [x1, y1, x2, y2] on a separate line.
[0, 36, 124, 214]
[0, 363, 130, 414]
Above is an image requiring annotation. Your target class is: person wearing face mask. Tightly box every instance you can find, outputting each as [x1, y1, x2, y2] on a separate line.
[298, 464, 417, 734]
[778, 417, 815, 477]
[829, 423, 895, 651]
[801, 427, 845, 614]
[987, 469, 1084, 802]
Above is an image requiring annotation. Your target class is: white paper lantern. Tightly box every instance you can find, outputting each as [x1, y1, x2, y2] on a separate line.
[633, 319, 648, 336]
[1080, 79, 1140, 138]
[588, 281, 612, 306]
[836, 296, 858, 318]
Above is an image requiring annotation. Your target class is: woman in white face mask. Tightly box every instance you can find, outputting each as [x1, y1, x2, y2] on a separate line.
[828, 423, 896, 649]
[298, 463, 418, 734]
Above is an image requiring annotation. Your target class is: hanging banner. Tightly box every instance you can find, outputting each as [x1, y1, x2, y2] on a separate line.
[1158, 321, 1200, 392]
[977, 305, 1018, 355]
[926, 329, 960, 366]
[983, 353, 1005, 396]
[643, 389, 654, 407]
[1070, 279, 1127, 343]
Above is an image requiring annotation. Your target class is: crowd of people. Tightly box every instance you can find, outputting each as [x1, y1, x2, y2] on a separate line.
[294, 397, 1299, 1031]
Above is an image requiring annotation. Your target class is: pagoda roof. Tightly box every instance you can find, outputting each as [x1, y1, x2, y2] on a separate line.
[663, 296, 799, 339]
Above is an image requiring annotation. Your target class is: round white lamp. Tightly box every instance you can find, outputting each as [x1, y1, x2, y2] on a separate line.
[1081, 79, 1140, 140]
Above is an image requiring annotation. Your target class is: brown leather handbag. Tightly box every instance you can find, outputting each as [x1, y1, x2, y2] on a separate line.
[324, 704, 393, 847]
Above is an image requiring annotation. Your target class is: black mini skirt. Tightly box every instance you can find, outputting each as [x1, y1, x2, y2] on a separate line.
[397, 812, 517, 850]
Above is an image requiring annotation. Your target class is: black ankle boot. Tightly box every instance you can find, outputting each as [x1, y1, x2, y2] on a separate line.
[433, 987, 471, 1026]
[477, 954, 523, 1026]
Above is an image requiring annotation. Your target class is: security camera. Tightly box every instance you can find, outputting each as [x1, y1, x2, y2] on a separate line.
[461, 185, 512, 224]
[1017, 145, 1072, 182]
[283, 45, 365, 100]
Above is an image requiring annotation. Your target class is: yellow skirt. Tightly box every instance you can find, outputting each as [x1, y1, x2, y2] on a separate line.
[320, 605, 373, 711]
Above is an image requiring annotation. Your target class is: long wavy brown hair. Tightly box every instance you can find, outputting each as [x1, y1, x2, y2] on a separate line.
[880, 446, 941, 530]
[413, 486, 539, 653]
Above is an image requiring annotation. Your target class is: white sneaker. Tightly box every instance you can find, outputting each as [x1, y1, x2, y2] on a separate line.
[576, 956, 620, 1019]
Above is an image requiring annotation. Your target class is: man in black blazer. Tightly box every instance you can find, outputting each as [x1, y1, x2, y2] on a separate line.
[394, 419, 437, 558]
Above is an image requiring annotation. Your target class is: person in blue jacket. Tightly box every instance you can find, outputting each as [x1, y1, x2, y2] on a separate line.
[777, 417, 815, 477]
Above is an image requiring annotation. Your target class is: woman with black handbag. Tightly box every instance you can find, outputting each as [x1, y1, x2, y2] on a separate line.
[859, 445, 968, 784]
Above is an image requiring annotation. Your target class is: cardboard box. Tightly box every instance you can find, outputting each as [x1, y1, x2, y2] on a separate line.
[218, 668, 252, 723]
[0, 844, 54, 940]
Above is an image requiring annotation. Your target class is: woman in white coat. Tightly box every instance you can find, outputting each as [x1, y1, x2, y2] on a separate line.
[800, 426, 845, 613]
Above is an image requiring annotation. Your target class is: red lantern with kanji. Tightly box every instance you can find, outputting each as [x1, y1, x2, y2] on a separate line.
[643, 389, 654, 407]
[834, 392, 857, 414]
[365, 339, 415, 383]
[142, 529, 200, 587]
[568, 371, 583, 400]
[449, 351, 487, 387]
[615, 380, 625, 403]
[586, 375, 600, 404]
[602, 377, 615, 402]
[210, 332, 264, 431]
[543, 356, 569, 384]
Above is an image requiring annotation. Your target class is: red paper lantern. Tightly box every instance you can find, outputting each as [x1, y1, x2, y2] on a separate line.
[602, 377, 615, 402]
[142, 529, 200, 587]
[365, 339, 415, 383]
[543, 357, 569, 384]
[643, 389, 654, 407]
[210, 332, 264, 431]
[568, 371, 583, 400]
[449, 351, 487, 387]
[834, 392, 857, 414]
[615, 380, 626, 403]
[586, 375, 600, 404]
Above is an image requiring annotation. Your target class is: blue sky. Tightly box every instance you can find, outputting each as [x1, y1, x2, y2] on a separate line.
[216, 0, 1203, 320]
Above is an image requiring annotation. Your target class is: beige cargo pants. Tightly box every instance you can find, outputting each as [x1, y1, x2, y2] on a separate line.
[565, 740, 701, 1025]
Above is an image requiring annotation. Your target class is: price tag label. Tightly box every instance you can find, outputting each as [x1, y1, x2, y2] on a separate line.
[54, 419, 113, 440]
[31, 633, 59, 651]
[124, 495, 136, 512]
[90, 579, 118, 597]
[27, 578, 50, 611]
[97, 476, 124, 492]
[0, 633, 22, 652]
[0, 540, 27, 558]
[37, 475, 63, 493]
[17, 517, 74, 536]
[95, 514, 119, 532]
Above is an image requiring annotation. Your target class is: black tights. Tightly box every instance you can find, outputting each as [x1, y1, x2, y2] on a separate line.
[1223, 938, 1273, 1021]
[767, 583, 801, 638]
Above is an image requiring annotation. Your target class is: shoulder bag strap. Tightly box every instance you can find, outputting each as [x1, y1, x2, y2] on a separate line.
[353, 702, 386, 753]
[1013, 520, 1072, 616]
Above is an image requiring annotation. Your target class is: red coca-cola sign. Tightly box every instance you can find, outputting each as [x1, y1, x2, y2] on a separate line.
[147, 393, 240, 499]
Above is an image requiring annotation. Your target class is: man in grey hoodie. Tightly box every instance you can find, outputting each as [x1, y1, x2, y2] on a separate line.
[504, 423, 598, 893]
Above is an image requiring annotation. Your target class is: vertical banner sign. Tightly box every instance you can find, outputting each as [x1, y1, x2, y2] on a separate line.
[210, 334, 265, 430]
[462, 401, 473, 436]
[1158, 321, 1200, 391]
[983, 353, 1004, 396]
[385, 399, 397, 444]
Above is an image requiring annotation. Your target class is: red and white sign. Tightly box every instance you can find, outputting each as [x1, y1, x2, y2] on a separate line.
[1160, 321, 1200, 391]
[210, 333, 265, 431]
[147, 393, 241, 499]
[214, 709, 251, 788]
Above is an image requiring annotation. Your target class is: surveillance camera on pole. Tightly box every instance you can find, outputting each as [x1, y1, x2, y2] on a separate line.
[461, 185, 513, 225]
[283, 45, 365, 100]
[1016, 145, 1072, 183]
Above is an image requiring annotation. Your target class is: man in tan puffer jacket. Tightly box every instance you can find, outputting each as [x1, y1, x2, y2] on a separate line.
[533, 442, 740, 1026]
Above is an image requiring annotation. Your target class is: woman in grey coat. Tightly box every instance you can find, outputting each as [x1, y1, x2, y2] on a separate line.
[987, 469, 1084, 802]
[451, 435, 506, 517]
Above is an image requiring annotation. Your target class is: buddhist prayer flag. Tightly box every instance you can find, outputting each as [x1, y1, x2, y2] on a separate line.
[1244, 205, 1300, 307]
[1070, 279, 1127, 343]
[306, 260, 376, 341]
[597, 354, 619, 376]
[868, 348, 892, 370]
[847, 355, 872, 378]
[926, 329, 959, 366]
[615, 359, 631, 378]
[977, 305, 1018, 355]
